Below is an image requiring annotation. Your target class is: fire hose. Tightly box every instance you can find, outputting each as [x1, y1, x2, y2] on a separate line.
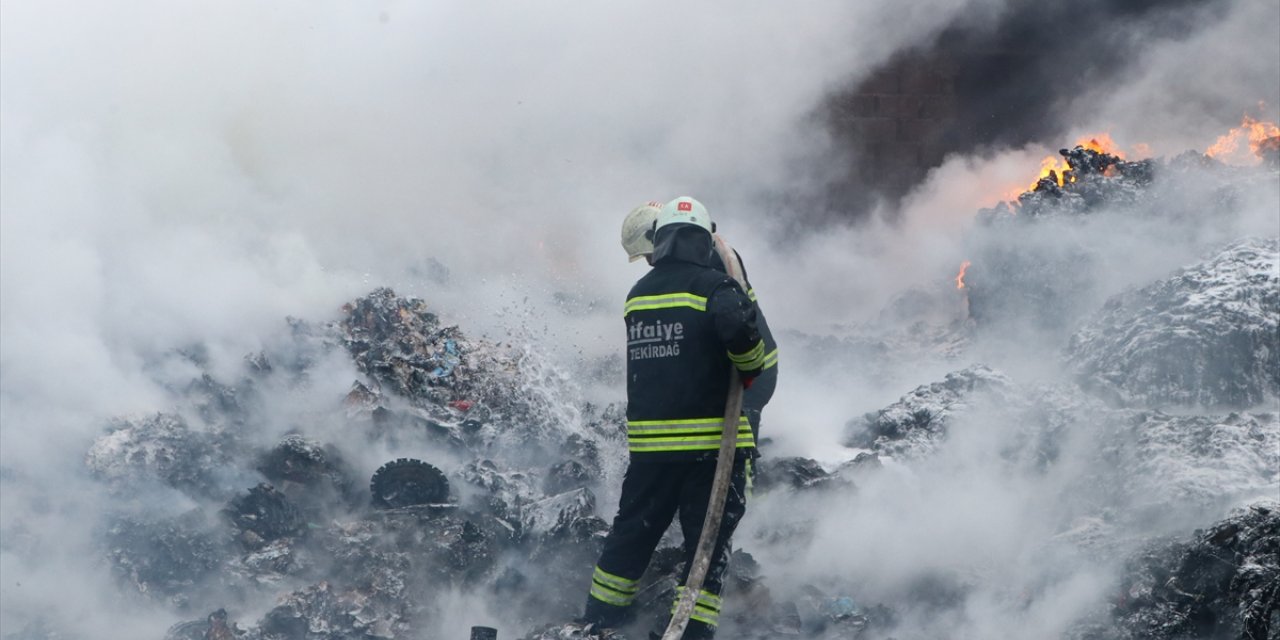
[662, 235, 747, 640]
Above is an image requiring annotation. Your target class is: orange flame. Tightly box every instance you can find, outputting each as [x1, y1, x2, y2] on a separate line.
[1031, 155, 1069, 190]
[956, 260, 971, 290]
[1206, 115, 1280, 164]
[1080, 133, 1125, 158]
[1025, 133, 1127, 192]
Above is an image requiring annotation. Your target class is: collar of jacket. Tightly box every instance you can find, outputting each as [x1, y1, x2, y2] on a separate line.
[651, 224, 713, 267]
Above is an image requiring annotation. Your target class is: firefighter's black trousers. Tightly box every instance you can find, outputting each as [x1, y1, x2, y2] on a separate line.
[583, 456, 748, 638]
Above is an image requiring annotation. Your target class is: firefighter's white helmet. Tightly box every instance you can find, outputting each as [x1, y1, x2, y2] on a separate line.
[656, 196, 713, 234]
[620, 201, 663, 262]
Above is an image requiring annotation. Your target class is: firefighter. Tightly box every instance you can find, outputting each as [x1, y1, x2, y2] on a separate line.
[582, 197, 767, 639]
[620, 201, 779, 447]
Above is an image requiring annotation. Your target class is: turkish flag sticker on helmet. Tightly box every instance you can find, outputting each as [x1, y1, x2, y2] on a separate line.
[656, 196, 712, 234]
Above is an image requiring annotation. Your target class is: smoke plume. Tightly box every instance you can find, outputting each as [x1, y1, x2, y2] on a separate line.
[2, 0, 1277, 638]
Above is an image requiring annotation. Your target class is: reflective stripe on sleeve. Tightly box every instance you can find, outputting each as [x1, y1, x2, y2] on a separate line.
[728, 339, 767, 371]
[761, 347, 779, 370]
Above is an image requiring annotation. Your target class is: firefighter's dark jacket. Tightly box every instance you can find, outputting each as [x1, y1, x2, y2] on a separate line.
[624, 224, 765, 462]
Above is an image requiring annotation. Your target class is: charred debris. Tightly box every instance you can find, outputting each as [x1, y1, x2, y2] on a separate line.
[980, 138, 1277, 221]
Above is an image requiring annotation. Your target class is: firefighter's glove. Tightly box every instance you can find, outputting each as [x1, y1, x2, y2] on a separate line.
[741, 367, 761, 389]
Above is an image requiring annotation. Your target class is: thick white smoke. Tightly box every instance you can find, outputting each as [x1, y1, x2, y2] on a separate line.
[2, 0, 1277, 638]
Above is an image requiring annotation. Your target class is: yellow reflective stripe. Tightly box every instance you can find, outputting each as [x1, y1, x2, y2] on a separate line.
[631, 431, 738, 440]
[629, 431, 753, 444]
[747, 288, 757, 302]
[629, 430, 752, 442]
[629, 434, 753, 445]
[628, 421, 750, 435]
[592, 566, 639, 593]
[628, 421, 723, 433]
[728, 339, 767, 371]
[628, 417, 754, 451]
[673, 588, 722, 626]
[673, 587, 723, 610]
[629, 423, 753, 433]
[691, 609, 719, 626]
[728, 340, 764, 363]
[629, 436, 755, 452]
[762, 348, 779, 370]
[624, 293, 707, 316]
[629, 426, 752, 436]
[590, 583, 634, 607]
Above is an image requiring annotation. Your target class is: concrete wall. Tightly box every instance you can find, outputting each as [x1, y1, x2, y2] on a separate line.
[829, 53, 963, 201]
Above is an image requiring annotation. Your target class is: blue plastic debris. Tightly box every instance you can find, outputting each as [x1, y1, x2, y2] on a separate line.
[431, 340, 462, 378]
[819, 596, 858, 619]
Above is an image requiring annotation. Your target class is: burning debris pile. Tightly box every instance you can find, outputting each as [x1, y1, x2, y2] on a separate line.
[1007, 142, 1157, 218]
[958, 118, 1280, 343]
[983, 120, 1279, 221]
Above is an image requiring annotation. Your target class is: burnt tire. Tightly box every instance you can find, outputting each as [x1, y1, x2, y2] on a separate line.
[370, 458, 450, 509]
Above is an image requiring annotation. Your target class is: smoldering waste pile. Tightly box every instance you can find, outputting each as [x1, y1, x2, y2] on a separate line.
[835, 143, 1278, 639]
[60, 288, 627, 640]
[37, 288, 869, 640]
[8, 143, 1278, 640]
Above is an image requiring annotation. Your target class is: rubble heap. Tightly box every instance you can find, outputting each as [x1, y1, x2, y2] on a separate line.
[1104, 502, 1279, 640]
[342, 288, 470, 406]
[338, 287, 598, 457]
[845, 366, 1277, 527]
[1067, 236, 1280, 410]
[64, 289, 631, 639]
[842, 364, 1088, 464]
[1092, 411, 1280, 518]
[85, 412, 245, 499]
